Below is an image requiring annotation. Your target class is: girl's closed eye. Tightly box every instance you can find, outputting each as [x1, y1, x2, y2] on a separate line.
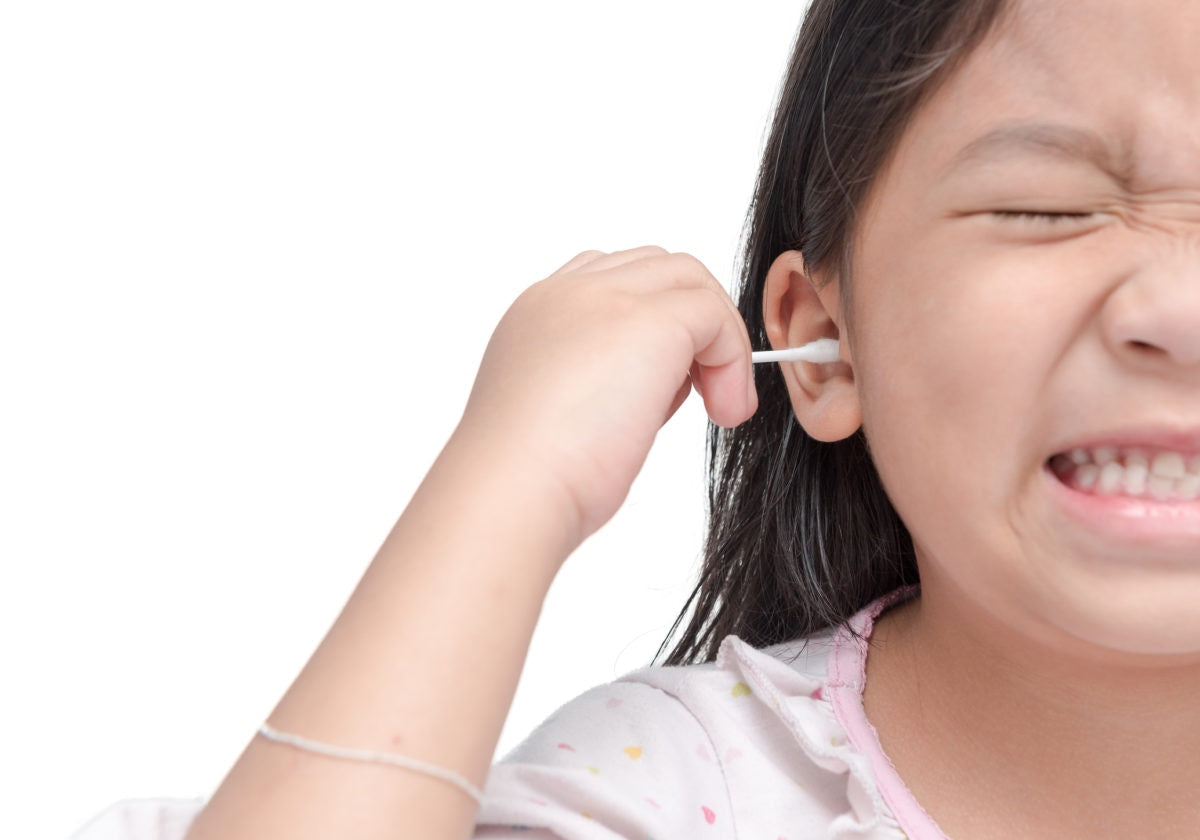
[990, 209, 1096, 223]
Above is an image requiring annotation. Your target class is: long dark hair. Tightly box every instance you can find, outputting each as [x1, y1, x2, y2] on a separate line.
[660, 0, 1010, 665]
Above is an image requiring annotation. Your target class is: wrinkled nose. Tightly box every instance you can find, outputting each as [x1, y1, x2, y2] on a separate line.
[1103, 247, 1200, 368]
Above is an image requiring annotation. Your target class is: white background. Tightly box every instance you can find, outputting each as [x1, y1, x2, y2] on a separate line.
[0, 3, 807, 837]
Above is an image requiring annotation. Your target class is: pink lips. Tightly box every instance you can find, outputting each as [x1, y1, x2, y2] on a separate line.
[1041, 428, 1200, 550]
[1043, 461, 1200, 551]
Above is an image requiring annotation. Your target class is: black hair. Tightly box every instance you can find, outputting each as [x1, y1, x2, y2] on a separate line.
[659, 0, 1010, 665]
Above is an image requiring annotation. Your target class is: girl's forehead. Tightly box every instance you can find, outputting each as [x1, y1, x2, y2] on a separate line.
[991, 0, 1200, 58]
[898, 0, 1200, 192]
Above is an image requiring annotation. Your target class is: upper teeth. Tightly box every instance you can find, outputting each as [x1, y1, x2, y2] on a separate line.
[1057, 447, 1200, 501]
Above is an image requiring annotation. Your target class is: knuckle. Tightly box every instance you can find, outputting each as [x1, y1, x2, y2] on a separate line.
[662, 250, 715, 290]
[610, 244, 670, 264]
[666, 251, 712, 281]
[630, 244, 670, 257]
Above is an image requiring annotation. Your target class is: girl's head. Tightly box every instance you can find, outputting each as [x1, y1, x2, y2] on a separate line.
[665, 0, 1200, 664]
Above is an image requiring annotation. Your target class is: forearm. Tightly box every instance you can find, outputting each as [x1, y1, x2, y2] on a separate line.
[185, 431, 577, 840]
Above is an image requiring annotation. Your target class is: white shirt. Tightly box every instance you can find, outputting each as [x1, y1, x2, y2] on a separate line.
[73, 588, 944, 839]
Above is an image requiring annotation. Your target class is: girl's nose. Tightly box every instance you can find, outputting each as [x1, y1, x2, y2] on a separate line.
[1102, 249, 1200, 368]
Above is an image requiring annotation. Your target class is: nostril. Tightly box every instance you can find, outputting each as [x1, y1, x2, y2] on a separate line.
[1103, 285, 1200, 364]
[1126, 339, 1168, 358]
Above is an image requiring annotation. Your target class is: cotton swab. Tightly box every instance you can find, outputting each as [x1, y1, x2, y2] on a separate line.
[751, 338, 840, 365]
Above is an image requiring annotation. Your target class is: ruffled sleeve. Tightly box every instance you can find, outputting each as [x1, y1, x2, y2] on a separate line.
[622, 629, 914, 839]
[475, 681, 734, 839]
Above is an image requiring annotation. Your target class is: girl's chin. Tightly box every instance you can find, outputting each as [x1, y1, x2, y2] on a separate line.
[1052, 603, 1200, 661]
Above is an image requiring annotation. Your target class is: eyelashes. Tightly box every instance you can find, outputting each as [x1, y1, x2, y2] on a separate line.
[991, 210, 1096, 223]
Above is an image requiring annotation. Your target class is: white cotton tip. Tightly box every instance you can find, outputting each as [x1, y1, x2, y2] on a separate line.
[751, 338, 841, 365]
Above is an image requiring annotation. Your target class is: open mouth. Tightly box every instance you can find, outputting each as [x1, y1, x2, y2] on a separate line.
[1048, 447, 1200, 502]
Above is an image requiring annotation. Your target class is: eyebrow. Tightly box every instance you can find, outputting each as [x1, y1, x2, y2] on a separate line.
[948, 121, 1129, 182]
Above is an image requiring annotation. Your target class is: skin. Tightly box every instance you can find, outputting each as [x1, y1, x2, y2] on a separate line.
[766, 0, 1200, 835]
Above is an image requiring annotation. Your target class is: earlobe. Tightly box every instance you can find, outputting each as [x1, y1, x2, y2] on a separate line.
[762, 250, 862, 442]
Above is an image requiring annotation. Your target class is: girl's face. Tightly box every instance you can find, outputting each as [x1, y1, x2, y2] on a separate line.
[849, 0, 1200, 658]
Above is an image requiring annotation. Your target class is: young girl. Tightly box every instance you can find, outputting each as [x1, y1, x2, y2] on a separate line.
[77, 0, 1200, 836]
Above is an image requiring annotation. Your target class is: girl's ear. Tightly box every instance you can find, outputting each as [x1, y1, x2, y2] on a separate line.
[762, 250, 862, 442]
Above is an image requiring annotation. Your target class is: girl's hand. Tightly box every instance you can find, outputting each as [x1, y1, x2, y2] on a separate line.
[454, 246, 757, 548]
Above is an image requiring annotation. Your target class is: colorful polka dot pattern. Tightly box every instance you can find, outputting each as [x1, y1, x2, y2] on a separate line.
[475, 602, 920, 839]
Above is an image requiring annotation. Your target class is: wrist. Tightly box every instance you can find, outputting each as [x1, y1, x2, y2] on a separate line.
[407, 423, 585, 583]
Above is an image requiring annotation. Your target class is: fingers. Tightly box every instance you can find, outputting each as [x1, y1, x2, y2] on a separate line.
[550, 246, 671, 277]
[551, 249, 608, 275]
[665, 376, 694, 425]
[550, 246, 758, 428]
[568, 245, 671, 273]
[562, 249, 748, 330]
[553, 247, 723, 296]
[660, 285, 757, 428]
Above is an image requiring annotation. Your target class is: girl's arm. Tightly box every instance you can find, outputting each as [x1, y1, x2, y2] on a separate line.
[183, 247, 757, 840]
